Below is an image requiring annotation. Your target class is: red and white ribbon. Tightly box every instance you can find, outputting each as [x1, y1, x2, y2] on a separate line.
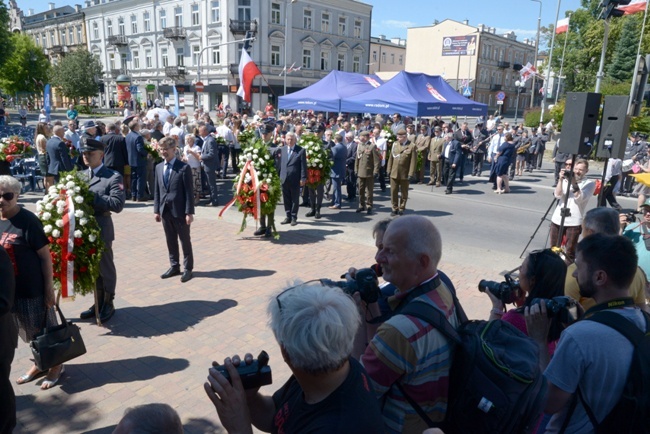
[219, 159, 261, 221]
[60, 192, 75, 298]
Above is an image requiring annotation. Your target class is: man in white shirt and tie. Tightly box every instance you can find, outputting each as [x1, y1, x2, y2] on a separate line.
[277, 132, 307, 226]
[487, 125, 505, 190]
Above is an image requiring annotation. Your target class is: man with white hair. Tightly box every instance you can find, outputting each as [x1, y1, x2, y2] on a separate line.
[204, 283, 384, 433]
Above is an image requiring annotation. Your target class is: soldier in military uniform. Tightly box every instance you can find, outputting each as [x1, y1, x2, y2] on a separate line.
[354, 131, 381, 215]
[427, 127, 445, 187]
[78, 138, 126, 323]
[414, 125, 431, 184]
[253, 122, 279, 238]
[386, 128, 417, 215]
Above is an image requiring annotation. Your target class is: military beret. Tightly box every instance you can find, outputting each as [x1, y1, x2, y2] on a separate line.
[397, 128, 407, 135]
[359, 131, 370, 137]
[434, 126, 442, 131]
[79, 137, 105, 152]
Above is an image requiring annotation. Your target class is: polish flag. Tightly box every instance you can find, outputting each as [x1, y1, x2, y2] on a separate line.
[621, 0, 647, 15]
[236, 48, 261, 103]
[556, 17, 570, 34]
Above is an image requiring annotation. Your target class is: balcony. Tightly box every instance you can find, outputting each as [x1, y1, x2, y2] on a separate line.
[163, 26, 186, 40]
[49, 45, 64, 54]
[165, 66, 186, 79]
[108, 35, 128, 46]
[110, 69, 127, 78]
[229, 19, 257, 35]
[490, 84, 502, 91]
[497, 61, 510, 69]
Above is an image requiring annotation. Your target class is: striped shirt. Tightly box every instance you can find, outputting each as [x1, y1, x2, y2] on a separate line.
[361, 277, 460, 434]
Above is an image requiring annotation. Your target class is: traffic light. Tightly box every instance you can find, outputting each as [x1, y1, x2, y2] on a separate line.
[601, 0, 632, 19]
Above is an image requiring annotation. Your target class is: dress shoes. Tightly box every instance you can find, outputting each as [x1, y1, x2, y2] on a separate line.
[445, 190, 452, 195]
[280, 217, 291, 225]
[315, 210, 321, 219]
[99, 300, 115, 323]
[80, 304, 98, 320]
[253, 227, 267, 236]
[305, 209, 316, 217]
[290, 219, 298, 226]
[390, 211, 398, 217]
[356, 207, 366, 213]
[161, 267, 181, 279]
[367, 208, 372, 215]
[264, 228, 273, 238]
[180, 270, 193, 283]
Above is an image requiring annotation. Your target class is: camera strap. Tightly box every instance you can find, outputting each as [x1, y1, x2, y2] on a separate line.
[583, 297, 636, 318]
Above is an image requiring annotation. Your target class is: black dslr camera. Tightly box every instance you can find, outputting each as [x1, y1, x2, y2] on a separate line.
[478, 273, 523, 305]
[320, 268, 381, 304]
[214, 351, 272, 390]
[530, 296, 578, 323]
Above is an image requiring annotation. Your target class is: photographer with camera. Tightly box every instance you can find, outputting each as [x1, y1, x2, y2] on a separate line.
[203, 282, 384, 434]
[550, 159, 596, 264]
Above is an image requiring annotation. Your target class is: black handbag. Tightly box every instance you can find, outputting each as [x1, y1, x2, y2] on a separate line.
[30, 304, 87, 371]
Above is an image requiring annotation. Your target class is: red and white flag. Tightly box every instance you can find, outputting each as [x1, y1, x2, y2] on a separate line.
[519, 62, 539, 83]
[621, 0, 647, 15]
[556, 17, 570, 34]
[236, 48, 261, 103]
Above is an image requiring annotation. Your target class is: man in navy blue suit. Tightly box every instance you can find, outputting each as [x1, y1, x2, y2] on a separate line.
[277, 132, 307, 226]
[126, 120, 148, 201]
[441, 133, 462, 195]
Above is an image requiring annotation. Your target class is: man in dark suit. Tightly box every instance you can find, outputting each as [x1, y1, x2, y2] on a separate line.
[344, 132, 358, 201]
[151, 122, 165, 141]
[78, 138, 126, 323]
[126, 120, 148, 201]
[0, 246, 17, 434]
[278, 131, 307, 226]
[198, 125, 219, 207]
[154, 137, 195, 283]
[441, 133, 463, 194]
[328, 133, 347, 210]
[453, 122, 473, 182]
[101, 122, 129, 176]
[46, 125, 74, 182]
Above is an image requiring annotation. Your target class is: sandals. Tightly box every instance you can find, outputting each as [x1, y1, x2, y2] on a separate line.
[16, 368, 45, 385]
[41, 365, 65, 390]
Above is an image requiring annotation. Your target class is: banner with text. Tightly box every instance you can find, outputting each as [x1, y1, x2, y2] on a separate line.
[442, 35, 477, 56]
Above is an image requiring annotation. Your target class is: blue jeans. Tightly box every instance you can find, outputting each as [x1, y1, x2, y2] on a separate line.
[331, 177, 343, 207]
[131, 165, 146, 199]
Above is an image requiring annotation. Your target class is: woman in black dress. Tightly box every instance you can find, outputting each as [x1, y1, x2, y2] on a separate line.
[0, 175, 63, 389]
[495, 133, 516, 194]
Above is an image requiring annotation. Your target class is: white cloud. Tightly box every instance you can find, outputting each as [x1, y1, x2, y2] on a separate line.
[381, 19, 418, 29]
[494, 27, 538, 38]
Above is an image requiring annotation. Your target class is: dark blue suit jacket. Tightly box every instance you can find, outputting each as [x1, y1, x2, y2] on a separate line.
[443, 139, 462, 166]
[126, 131, 147, 167]
[278, 145, 307, 186]
[200, 134, 218, 171]
[153, 159, 195, 219]
[45, 136, 73, 175]
[330, 143, 347, 179]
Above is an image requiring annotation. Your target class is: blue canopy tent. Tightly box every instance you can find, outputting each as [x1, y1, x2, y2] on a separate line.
[340, 71, 488, 117]
[278, 70, 384, 112]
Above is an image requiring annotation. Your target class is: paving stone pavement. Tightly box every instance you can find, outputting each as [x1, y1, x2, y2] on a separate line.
[11, 197, 498, 434]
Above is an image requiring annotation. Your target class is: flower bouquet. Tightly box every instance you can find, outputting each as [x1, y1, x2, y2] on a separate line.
[145, 139, 163, 163]
[36, 171, 104, 299]
[237, 126, 256, 148]
[212, 134, 227, 146]
[300, 132, 332, 189]
[0, 136, 32, 162]
[64, 139, 79, 160]
[380, 126, 397, 149]
[219, 139, 282, 237]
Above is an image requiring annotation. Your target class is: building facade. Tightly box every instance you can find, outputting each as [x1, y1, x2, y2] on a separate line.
[369, 35, 406, 78]
[406, 19, 537, 115]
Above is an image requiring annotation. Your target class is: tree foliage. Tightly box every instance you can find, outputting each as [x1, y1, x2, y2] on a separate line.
[0, 33, 49, 95]
[608, 15, 641, 82]
[0, 0, 13, 70]
[50, 49, 103, 105]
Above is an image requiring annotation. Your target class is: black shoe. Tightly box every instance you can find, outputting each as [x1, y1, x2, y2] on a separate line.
[80, 304, 97, 320]
[390, 211, 398, 216]
[161, 267, 181, 279]
[290, 219, 298, 226]
[280, 217, 291, 225]
[315, 210, 321, 219]
[367, 208, 372, 215]
[306, 209, 316, 217]
[253, 227, 267, 236]
[99, 300, 115, 323]
[180, 270, 193, 283]
[264, 228, 273, 238]
[445, 190, 452, 194]
[356, 207, 366, 213]
[300, 201, 310, 207]
[398, 210, 404, 215]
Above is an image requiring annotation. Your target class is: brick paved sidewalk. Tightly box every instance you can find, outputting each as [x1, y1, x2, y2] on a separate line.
[12, 201, 497, 433]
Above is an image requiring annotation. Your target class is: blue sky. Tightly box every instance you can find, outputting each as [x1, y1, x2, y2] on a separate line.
[17, 0, 583, 41]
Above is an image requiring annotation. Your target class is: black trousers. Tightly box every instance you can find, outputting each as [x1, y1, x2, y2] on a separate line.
[282, 181, 300, 220]
[444, 161, 457, 192]
[346, 169, 357, 199]
[473, 153, 485, 175]
[308, 184, 324, 209]
[162, 209, 194, 271]
[598, 183, 622, 210]
[0, 345, 16, 434]
[97, 239, 116, 296]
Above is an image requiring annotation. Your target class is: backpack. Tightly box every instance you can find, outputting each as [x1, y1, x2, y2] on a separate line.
[560, 310, 650, 434]
[397, 299, 547, 434]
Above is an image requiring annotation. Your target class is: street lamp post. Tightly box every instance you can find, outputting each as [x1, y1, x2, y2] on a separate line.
[530, 0, 542, 108]
[514, 80, 526, 124]
[284, 0, 298, 96]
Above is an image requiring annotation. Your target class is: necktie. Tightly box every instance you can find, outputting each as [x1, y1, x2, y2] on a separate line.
[89, 169, 94, 180]
[163, 163, 171, 188]
[288, 147, 293, 159]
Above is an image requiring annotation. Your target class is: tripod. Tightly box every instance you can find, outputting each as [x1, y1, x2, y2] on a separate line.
[519, 197, 558, 258]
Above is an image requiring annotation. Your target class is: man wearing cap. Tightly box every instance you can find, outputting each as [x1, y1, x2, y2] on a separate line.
[46, 125, 74, 183]
[126, 120, 148, 201]
[414, 125, 431, 184]
[386, 129, 417, 215]
[427, 126, 445, 186]
[355, 131, 381, 214]
[78, 138, 126, 323]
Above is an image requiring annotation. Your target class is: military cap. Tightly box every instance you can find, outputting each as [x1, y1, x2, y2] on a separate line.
[79, 137, 105, 152]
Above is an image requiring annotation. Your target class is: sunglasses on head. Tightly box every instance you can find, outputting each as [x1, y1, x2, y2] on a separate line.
[0, 192, 15, 201]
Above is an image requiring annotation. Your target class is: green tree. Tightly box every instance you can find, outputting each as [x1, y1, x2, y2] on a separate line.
[608, 15, 641, 82]
[0, 33, 49, 95]
[0, 1, 13, 70]
[50, 49, 103, 105]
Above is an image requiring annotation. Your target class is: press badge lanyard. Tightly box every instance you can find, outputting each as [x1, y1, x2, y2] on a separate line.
[584, 297, 636, 318]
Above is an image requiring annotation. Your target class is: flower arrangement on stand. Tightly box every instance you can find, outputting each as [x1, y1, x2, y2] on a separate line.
[0, 136, 32, 162]
[36, 170, 104, 299]
[219, 139, 282, 238]
[300, 132, 332, 189]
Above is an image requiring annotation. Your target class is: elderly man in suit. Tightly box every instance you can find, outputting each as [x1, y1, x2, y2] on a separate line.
[78, 138, 126, 323]
[386, 128, 417, 216]
[355, 131, 381, 214]
[101, 122, 129, 176]
[46, 125, 74, 182]
[154, 137, 195, 283]
[126, 120, 148, 201]
[442, 133, 463, 195]
[329, 133, 347, 210]
[278, 131, 307, 226]
[427, 126, 445, 186]
[198, 125, 219, 207]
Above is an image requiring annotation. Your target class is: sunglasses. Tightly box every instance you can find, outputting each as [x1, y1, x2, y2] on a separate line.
[0, 192, 15, 201]
[275, 279, 319, 312]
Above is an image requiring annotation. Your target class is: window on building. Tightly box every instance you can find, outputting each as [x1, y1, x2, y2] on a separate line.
[337, 53, 345, 70]
[353, 55, 360, 72]
[77, 25, 82, 42]
[302, 48, 312, 69]
[160, 9, 167, 28]
[133, 50, 140, 69]
[192, 45, 200, 65]
[399, 54, 403, 65]
[35, 34, 40, 46]
[60, 29, 66, 45]
[161, 47, 168, 66]
[144, 11, 150, 32]
[145, 49, 152, 68]
[271, 44, 281, 66]
[271, 3, 280, 24]
[109, 53, 115, 70]
[106, 19, 113, 36]
[92, 22, 98, 39]
[212, 48, 220, 64]
[238, 0, 251, 21]
[321, 12, 330, 32]
[174, 6, 183, 27]
[68, 28, 74, 44]
[211, 1, 220, 22]
[321, 51, 329, 70]
[303, 9, 312, 30]
[120, 53, 127, 69]
[177, 47, 184, 66]
[381, 52, 386, 63]
[131, 15, 137, 34]
[118, 17, 125, 35]
[49, 30, 55, 46]
[354, 19, 361, 38]
[192, 4, 199, 25]
[338, 17, 346, 35]
[372, 50, 377, 61]
[390, 53, 394, 64]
